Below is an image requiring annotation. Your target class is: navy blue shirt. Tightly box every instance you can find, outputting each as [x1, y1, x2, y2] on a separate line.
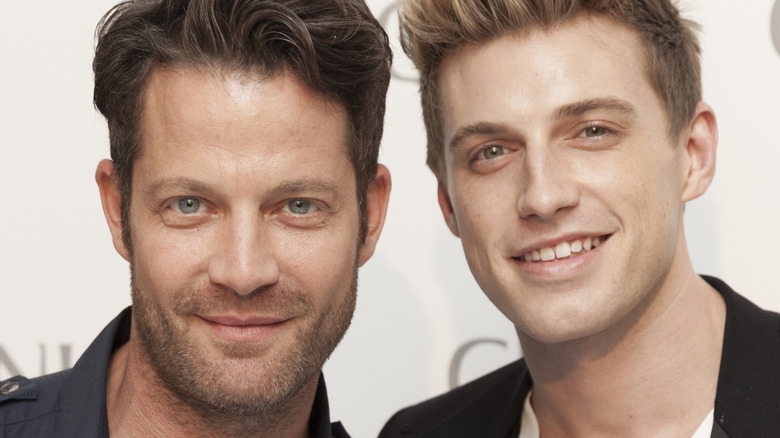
[0, 307, 349, 437]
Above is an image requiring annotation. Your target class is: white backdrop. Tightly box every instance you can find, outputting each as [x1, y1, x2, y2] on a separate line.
[1, 0, 779, 436]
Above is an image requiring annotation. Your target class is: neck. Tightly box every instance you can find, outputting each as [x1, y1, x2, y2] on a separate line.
[520, 257, 726, 437]
[105, 336, 317, 438]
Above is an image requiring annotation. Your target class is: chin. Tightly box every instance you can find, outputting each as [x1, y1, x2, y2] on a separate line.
[514, 306, 619, 346]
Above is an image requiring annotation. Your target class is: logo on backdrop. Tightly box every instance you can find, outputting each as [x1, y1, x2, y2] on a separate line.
[0, 344, 74, 379]
[449, 338, 521, 389]
[378, 2, 419, 83]
[450, 338, 507, 388]
[773, 0, 780, 56]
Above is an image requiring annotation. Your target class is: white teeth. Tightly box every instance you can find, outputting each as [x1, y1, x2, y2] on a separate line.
[540, 247, 555, 261]
[555, 241, 571, 258]
[584, 237, 592, 251]
[519, 236, 606, 263]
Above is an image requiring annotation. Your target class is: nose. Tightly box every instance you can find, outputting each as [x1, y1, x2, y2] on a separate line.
[516, 143, 579, 221]
[208, 213, 280, 296]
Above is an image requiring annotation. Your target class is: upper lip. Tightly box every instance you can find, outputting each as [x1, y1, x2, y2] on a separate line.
[513, 232, 611, 257]
[199, 314, 288, 326]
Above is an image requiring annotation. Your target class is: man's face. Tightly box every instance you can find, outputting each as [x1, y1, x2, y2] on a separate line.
[106, 68, 380, 416]
[437, 16, 704, 344]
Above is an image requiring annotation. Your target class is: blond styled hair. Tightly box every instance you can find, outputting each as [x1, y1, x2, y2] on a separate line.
[399, 0, 701, 181]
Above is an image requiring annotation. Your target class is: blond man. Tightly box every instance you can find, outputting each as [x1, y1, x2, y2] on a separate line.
[381, 1, 780, 437]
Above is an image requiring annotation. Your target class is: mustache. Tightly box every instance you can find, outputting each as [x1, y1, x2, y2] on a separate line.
[130, 274, 313, 319]
[176, 284, 311, 316]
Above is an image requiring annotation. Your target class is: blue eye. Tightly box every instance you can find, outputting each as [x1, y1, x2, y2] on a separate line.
[287, 199, 313, 214]
[481, 145, 504, 160]
[177, 198, 201, 214]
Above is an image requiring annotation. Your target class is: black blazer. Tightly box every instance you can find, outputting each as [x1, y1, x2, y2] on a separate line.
[380, 276, 780, 437]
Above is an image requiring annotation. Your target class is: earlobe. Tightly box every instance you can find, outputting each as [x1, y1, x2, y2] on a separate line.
[357, 164, 392, 267]
[95, 159, 131, 262]
[437, 181, 460, 237]
[681, 102, 718, 203]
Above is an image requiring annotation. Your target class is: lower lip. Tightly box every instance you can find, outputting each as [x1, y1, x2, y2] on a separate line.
[199, 318, 287, 342]
[515, 238, 607, 279]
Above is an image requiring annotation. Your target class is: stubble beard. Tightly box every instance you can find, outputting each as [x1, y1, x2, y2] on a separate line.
[129, 261, 358, 432]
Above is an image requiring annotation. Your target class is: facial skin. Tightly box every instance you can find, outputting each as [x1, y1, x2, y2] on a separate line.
[96, 68, 390, 434]
[436, 15, 717, 345]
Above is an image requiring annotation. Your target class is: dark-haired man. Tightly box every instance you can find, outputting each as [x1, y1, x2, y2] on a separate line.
[0, 0, 391, 436]
[381, 0, 780, 437]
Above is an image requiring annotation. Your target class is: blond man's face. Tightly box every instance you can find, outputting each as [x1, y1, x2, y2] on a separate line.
[437, 16, 702, 344]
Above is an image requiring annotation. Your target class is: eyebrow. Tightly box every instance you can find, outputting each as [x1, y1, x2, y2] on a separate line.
[268, 180, 343, 199]
[145, 177, 343, 201]
[552, 97, 637, 121]
[146, 178, 216, 199]
[447, 98, 637, 151]
[448, 121, 514, 152]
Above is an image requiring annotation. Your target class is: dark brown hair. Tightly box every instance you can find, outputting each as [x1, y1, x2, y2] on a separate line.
[94, 0, 392, 250]
[398, 0, 701, 182]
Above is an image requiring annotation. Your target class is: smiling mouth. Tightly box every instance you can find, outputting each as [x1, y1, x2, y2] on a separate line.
[516, 235, 611, 262]
[201, 315, 286, 326]
[199, 315, 289, 343]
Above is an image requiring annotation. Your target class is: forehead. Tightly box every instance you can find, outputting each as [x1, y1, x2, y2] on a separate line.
[437, 15, 661, 142]
[142, 67, 345, 134]
[140, 67, 348, 152]
[133, 67, 352, 188]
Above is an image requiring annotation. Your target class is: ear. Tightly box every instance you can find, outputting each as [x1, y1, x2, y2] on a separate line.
[437, 180, 460, 237]
[357, 164, 392, 266]
[95, 159, 131, 262]
[680, 102, 718, 202]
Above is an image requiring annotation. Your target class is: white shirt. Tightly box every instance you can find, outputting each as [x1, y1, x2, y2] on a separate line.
[519, 391, 714, 438]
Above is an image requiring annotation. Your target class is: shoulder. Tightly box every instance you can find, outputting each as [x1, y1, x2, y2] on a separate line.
[0, 308, 130, 437]
[379, 359, 530, 438]
[708, 275, 780, 353]
[331, 421, 351, 438]
[0, 369, 70, 436]
[708, 275, 780, 324]
[706, 276, 780, 436]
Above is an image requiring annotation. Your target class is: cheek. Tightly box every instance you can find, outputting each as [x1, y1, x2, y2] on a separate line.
[130, 222, 209, 297]
[589, 144, 681, 210]
[601, 150, 685, 267]
[451, 194, 508, 286]
[273, 225, 359, 292]
[453, 172, 516, 235]
[632, 156, 685, 225]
